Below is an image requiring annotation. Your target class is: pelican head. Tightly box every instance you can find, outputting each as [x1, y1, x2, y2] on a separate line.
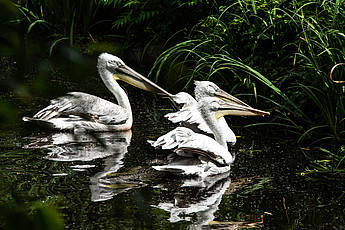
[194, 81, 251, 107]
[199, 97, 269, 119]
[194, 81, 219, 100]
[195, 81, 270, 116]
[172, 92, 196, 106]
[97, 53, 126, 73]
[97, 53, 173, 97]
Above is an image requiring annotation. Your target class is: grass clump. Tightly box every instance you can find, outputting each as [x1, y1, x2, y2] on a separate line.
[149, 0, 345, 174]
[150, 0, 345, 145]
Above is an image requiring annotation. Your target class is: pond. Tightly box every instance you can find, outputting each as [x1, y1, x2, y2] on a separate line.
[0, 59, 344, 229]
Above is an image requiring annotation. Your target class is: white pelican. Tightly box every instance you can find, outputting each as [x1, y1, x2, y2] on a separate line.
[148, 97, 268, 177]
[23, 53, 171, 132]
[165, 81, 269, 146]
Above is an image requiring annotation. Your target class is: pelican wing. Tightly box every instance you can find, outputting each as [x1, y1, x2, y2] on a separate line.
[33, 92, 129, 125]
[174, 147, 227, 167]
[148, 127, 194, 150]
[178, 132, 233, 165]
[148, 127, 233, 166]
[171, 92, 197, 108]
[97, 114, 128, 125]
[164, 105, 213, 134]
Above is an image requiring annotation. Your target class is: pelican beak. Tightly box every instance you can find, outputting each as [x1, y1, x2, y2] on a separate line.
[215, 101, 270, 119]
[215, 88, 250, 107]
[113, 64, 173, 98]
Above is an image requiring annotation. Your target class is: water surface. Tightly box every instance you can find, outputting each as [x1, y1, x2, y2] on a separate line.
[1, 65, 344, 229]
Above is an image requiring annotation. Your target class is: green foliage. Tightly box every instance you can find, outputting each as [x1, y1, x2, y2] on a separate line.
[150, 0, 345, 146]
[101, 0, 207, 30]
[240, 177, 272, 195]
[104, 0, 159, 30]
[15, 0, 99, 35]
[11, 0, 101, 55]
[11, 0, 215, 58]
[0, 0, 22, 56]
[302, 146, 345, 176]
[0, 194, 64, 230]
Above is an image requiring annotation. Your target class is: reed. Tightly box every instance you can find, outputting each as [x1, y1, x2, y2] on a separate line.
[148, 0, 345, 174]
[150, 0, 345, 144]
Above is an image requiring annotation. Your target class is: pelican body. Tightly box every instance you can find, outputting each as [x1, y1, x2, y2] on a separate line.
[23, 53, 170, 132]
[148, 97, 268, 177]
[164, 81, 269, 145]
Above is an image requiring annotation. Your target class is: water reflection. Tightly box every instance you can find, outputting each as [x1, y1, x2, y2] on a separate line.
[24, 130, 232, 225]
[25, 131, 132, 201]
[154, 172, 231, 228]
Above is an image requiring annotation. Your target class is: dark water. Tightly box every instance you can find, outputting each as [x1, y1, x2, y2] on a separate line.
[1, 66, 344, 229]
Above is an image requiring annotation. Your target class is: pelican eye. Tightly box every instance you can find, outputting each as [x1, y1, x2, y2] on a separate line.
[214, 86, 221, 92]
[107, 60, 115, 66]
[108, 60, 123, 69]
[116, 61, 125, 68]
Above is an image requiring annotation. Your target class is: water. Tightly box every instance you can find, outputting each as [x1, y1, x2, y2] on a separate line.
[1, 65, 344, 229]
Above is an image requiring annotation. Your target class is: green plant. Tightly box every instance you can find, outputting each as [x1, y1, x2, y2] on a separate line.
[150, 0, 345, 146]
[302, 146, 345, 176]
[15, 0, 100, 35]
[12, 0, 217, 58]
[12, 0, 102, 53]
[0, 193, 64, 230]
[99, 0, 211, 30]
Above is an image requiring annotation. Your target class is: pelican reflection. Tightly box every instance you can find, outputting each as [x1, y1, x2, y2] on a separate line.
[24, 131, 132, 202]
[153, 172, 231, 228]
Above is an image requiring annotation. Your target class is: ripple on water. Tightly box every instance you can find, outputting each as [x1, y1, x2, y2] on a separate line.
[1, 87, 344, 229]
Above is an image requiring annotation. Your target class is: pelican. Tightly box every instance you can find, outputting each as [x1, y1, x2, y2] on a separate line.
[164, 81, 270, 146]
[23, 53, 170, 132]
[148, 97, 268, 177]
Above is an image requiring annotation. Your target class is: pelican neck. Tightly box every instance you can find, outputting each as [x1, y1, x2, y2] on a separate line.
[99, 69, 133, 118]
[198, 105, 228, 150]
